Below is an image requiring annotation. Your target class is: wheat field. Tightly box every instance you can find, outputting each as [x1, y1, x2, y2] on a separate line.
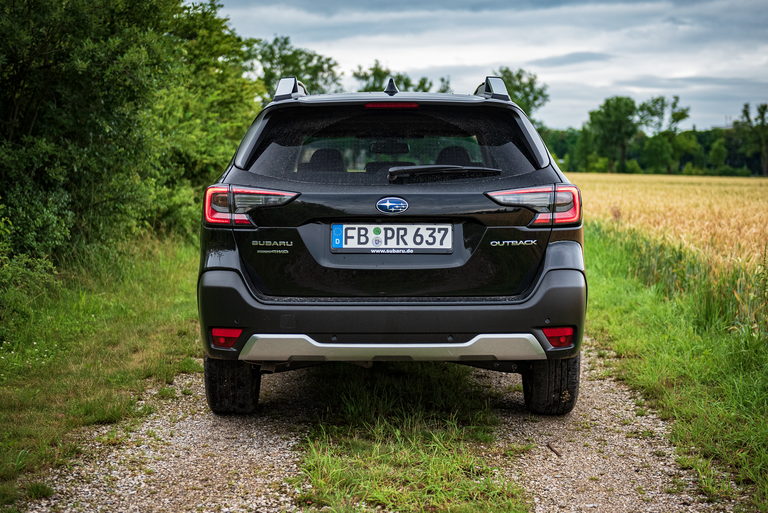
[569, 173, 768, 264]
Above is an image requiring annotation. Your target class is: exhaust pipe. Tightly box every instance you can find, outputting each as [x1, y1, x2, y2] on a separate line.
[259, 362, 277, 374]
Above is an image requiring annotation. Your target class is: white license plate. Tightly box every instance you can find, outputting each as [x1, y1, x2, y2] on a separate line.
[331, 224, 453, 254]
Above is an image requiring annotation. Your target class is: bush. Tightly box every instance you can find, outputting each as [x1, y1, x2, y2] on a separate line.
[625, 158, 643, 173]
[0, 202, 57, 345]
[0, 0, 262, 258]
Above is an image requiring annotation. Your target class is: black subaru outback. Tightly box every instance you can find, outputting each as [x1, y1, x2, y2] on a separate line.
[198, 76, 586, 415]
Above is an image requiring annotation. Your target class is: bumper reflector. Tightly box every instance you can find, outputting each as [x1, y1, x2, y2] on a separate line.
[212, 328, 243, 348]
[542, 327, 574, 347]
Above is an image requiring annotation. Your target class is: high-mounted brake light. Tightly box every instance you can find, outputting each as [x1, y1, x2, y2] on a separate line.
[203, 185, 298, 226]
[211, 328, 242, 348]
[542, 327, 574, 347]
[486, 184, 581, 227]
[365, 102, 419, 109]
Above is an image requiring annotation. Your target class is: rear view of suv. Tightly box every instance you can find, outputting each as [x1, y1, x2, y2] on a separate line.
[198, 76, 586, 415]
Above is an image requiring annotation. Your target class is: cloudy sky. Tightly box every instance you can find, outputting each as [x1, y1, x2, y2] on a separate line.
[220, 0, 768, 129]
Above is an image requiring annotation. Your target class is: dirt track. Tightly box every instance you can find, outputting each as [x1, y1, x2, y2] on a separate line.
[19, 342, 744, 512]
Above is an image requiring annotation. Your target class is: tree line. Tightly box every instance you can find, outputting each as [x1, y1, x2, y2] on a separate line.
[543, 97, 767, 177]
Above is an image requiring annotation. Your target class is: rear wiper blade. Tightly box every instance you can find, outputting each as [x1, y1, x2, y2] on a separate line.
[387, 165, 502, 181]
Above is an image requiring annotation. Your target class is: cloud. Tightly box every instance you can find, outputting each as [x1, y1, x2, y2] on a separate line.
[221, 0, 720, 14]
[220, 0, 768, 128]
[528, 52, 613, 67]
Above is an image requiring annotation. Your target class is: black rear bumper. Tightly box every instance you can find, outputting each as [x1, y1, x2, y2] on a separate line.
[198, 241, 587, 364]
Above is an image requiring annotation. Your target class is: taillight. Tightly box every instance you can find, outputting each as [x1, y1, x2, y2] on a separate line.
[211, 328, 242, 348]
[542, 327, 574, 347]
[486, 184, 581, 227]
[553, 185, 581, 225]
[204, 186, 230, 225]
[203, 185, 298, 226]
[487, 186, 554, 225]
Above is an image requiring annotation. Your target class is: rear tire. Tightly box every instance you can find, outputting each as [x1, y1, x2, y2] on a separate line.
[204, 356, 261, 414]
[522, 353, 580, 415]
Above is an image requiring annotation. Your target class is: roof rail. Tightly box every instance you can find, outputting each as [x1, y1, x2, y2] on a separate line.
[473, 76, 510, 101]
[273, 77, 309, 102]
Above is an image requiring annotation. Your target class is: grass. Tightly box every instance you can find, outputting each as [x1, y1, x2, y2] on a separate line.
[24, 482, 53, 500]
[0, 236, 201, 502]
[585, 220, 767, 508]
[297, 362, 529, 512]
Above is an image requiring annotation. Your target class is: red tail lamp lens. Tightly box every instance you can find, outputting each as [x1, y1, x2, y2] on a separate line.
[204, 185, 298, 226]
[211, 328, 242, 348]
[553, 185, 581, 225]
[486, 184, 581, 227]
[543, 327, 574, 347]
[204, 186, 230, 225]
[365, 102, 419, 108]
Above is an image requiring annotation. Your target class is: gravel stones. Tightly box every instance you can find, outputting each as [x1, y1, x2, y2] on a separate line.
[19, 346, 746, 512]
[22, 369, 317, 513]
[480, 343, 745, 512]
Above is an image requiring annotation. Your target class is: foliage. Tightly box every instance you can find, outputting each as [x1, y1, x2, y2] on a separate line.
[545, 94, 764, 175]
[0, 239, 57, 346]
[735, 102, 768, 176]
[709, 138, 728, 169]
[353, 60, 450, 93]
[0, 0, 181, 259]
[0, 194, 59, 347]
[493, 66, 549, 120]
[637, 95, 690, 135]
[588, 96, 638, 173]
[255, 35, 341, 106]
[147, 1, 265, 236]
[642, 134, 673, 173]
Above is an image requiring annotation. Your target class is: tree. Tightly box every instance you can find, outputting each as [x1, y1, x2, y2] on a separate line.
[255, 35, 342, 106]
[493, 67, 549, 119]
[147, 1, 266, 235]
[736, 102, 768, 176]
[638, 95, 690, 136]
[636, 95, 693, 173]
[573, 124, 596, 172]
[153, 2, 265, 187]
[670, 131, 702, 173]
[709, 138, 728, 169]
[353, 60, 450, 93]
[588, 96, 638, 173]
[643, 135, 673, 173]
[0, 0, 180, 258]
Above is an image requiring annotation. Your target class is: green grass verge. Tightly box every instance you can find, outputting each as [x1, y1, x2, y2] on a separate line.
[297, 362, 528, 512]
[586, 221, 768, 509]
[0, 237, 201, 499]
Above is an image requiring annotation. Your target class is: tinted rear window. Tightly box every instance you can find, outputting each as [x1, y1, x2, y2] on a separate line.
[243, 105, 544, 185]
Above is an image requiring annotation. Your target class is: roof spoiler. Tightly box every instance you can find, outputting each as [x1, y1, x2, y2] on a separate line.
[473, 76, 510, 101]
[273, 77, 309, 102]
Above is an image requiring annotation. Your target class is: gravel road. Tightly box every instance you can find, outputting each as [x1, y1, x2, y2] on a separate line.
[18, 342, 745, 512]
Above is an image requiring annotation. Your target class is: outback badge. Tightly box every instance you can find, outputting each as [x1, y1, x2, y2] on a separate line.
[376, 197, 408, 214]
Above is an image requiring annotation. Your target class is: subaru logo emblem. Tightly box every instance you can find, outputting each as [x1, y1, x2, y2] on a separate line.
[376, 197, 408, 214]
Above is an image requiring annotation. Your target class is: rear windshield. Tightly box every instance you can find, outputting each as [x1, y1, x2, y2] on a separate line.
[242, 105, 544, 185]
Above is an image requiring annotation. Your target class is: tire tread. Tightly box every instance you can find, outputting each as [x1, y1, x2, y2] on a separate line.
[522, 353, 580, 415]
[204, 356, 261, 414]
